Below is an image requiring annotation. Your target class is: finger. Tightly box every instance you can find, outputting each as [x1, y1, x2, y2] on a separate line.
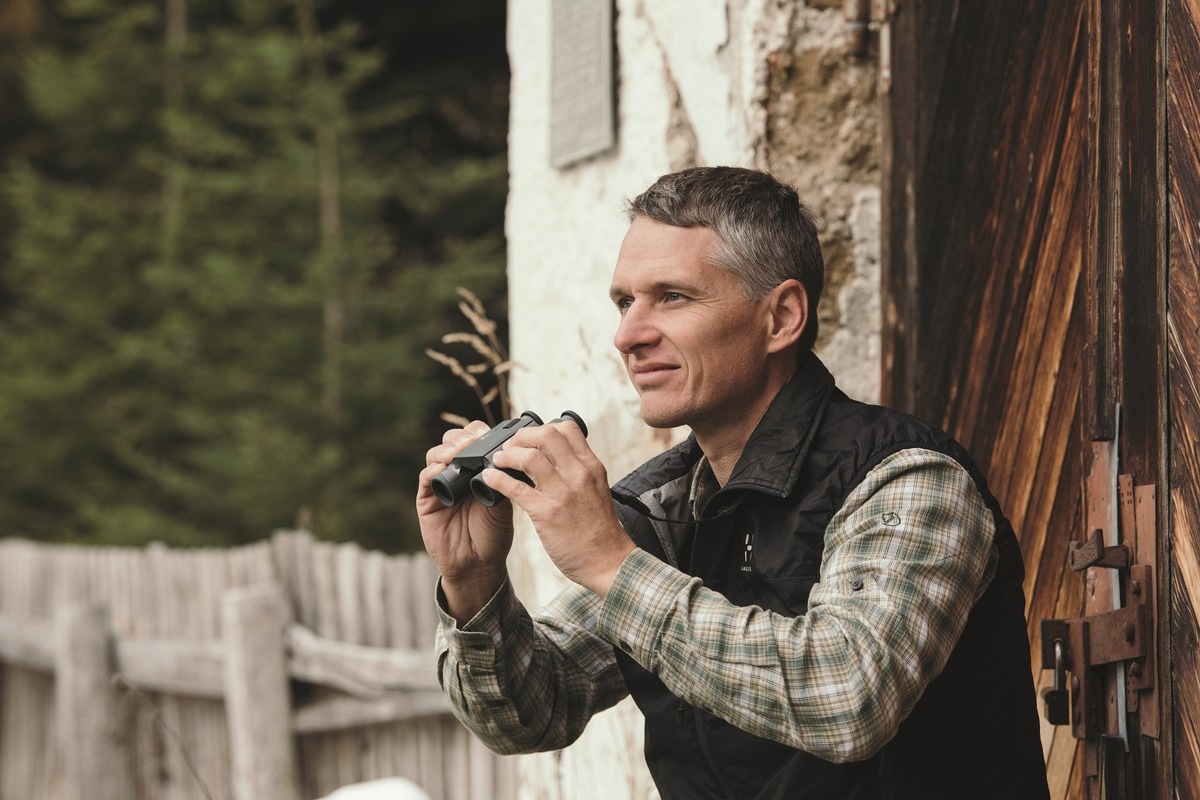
[440, 420, 490, 445]
[503, 424, 591, 477]
[478, 467, 534, 508]
[426, 441, 464, 468]
[429, 422, 492, 466]
[416, 462, 448, 506]
[543, 417, 594, 461]
[490, 443, 553, 478]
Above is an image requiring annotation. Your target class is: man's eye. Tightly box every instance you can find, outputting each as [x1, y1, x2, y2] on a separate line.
[664, 292, 684, 302]
[616, 297, 633, 311]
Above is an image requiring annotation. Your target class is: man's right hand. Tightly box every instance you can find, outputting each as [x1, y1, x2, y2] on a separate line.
[417, 421, 515, 622]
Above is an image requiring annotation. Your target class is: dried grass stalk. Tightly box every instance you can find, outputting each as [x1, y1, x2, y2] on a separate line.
[427, 287, 512, 426]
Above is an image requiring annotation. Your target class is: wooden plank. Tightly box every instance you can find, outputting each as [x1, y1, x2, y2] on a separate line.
[331, 539, 366, 800]
[336, 543, 364, 646]
[1170, 485, 1200, 797]
[115, 637, 226, 699]
[287, 624, 440, 695]
[0, 615, 54, 671]
[362, 550, 388, 649]
[386, 556, 415, 649]
[878, 0, 921, 412]
[55, 604, 131, 800]
[394, 722, 420, 794]
[467, 733, 495, 800]
[291, 690, 453, 734]
[198, 549, 222, 639]
[417, 719, 444, 800]
[410, 555, 439, 649]
[292, 531, 319, 631]
[1170, 0, 1200, 796]
[313, 542, 340, 639]
[443, 720, 469, 800]
[270, 533, 300, 616]
[222, 585, 300, 800]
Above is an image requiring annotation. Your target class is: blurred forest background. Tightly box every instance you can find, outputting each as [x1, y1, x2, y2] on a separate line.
[0, 0, 510, 553]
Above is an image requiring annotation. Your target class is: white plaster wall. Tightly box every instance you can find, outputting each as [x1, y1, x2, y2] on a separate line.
[502, 1, 880, 798]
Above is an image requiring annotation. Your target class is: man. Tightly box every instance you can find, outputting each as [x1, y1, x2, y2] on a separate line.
[417, 167, 1050, 799]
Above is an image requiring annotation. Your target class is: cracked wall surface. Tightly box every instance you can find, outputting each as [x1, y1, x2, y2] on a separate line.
[501, 2, 881, 797]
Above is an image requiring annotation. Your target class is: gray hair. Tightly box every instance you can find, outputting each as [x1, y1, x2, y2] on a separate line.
[624, 167, 824, 353]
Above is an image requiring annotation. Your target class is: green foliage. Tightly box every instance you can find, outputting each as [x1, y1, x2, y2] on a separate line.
[0, 0, 508, 552]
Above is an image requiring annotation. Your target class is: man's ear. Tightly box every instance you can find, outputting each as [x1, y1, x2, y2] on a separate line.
[765, 279, 809, 354]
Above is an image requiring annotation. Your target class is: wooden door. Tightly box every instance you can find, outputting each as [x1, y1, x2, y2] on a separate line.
[881, 0, 1197, 797]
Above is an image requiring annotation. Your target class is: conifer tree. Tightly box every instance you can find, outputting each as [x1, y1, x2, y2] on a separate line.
[0, 0, 507, 551]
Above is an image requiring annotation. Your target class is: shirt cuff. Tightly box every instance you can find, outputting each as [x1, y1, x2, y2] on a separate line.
[435, 576, 518, 670]
[597, 548, 696, 671]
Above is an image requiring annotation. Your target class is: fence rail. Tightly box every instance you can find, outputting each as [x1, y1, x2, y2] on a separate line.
[0, 531, 514, 800]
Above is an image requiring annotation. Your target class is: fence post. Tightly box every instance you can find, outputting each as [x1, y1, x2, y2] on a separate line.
[223, 584, 301, 800]
[55, 603, 130, 800]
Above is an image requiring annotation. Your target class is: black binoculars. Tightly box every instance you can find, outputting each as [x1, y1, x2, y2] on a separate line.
[431, 410, 588, 508]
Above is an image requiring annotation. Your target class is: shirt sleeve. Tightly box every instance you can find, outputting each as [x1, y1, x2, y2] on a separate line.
[595, 448, 1000, 763]
[434, 575, 630, 754]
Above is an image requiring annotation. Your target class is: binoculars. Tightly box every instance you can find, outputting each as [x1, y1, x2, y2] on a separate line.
[431, 410, 588, 508]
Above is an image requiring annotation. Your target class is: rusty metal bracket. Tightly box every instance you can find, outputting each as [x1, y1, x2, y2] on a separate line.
[1040, 590, 1152, 739]
[1040, 599, 1149, 738]
[1069, 528, 1130, 571]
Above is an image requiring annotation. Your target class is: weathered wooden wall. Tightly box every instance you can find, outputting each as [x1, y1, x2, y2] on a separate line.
[883, 3, 1089, 795]
[888, 0, 1199, 796]
[1168, 0, 1200, 795]
[0, 532, 514, 800]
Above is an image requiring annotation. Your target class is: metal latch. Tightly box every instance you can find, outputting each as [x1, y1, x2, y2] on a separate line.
[1039, 566, 1153, 737]
[1039, 473, 1158, 742]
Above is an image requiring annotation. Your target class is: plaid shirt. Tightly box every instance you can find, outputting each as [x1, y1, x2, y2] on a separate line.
[435, 448, 999, 762]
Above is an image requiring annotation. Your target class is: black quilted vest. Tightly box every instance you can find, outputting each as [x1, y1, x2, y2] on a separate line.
[609, 355, 1050, 800]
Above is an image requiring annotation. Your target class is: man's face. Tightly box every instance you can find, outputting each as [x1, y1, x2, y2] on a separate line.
[609, 218, 775, 434]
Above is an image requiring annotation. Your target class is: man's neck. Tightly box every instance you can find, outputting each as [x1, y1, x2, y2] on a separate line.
[691, 357, 801, 489]
[691, 424, 749, 485]
[694, 361, 799, 486]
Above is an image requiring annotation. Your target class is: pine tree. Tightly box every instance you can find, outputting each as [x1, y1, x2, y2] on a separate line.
[0, 0, 507, 551]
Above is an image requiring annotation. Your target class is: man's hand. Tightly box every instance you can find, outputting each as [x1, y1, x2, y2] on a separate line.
[479, 419, 636, 596]
[417, 421, 515, 621]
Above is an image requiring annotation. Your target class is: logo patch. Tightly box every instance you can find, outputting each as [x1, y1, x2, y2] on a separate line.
[882, 512, 902, 527]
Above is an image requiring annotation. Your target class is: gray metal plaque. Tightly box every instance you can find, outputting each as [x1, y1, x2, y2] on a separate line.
[550, 0, 616, 168]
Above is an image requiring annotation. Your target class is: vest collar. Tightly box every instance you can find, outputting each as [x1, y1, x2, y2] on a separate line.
[719, 353, 836, 498]
[610, 354, 837, 504]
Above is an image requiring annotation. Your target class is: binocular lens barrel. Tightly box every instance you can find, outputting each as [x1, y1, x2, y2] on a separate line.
[470, 472, 504, 507]
[431, 462, 473, 507]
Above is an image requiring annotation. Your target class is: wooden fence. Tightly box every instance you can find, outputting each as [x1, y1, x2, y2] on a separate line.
[0, 531, 515, 800]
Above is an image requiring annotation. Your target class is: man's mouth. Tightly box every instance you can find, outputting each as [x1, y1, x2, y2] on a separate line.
[632, 361, 675, 374]
[631, 363, 678, 386]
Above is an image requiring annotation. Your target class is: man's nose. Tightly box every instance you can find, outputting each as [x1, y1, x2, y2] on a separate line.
[613, 303, 658, 354]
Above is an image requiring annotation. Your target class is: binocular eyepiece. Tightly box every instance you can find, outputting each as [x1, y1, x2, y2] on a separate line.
[431, 410, 588, 508]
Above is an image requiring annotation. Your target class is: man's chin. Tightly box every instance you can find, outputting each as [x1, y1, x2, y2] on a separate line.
[638, 405, 685, 430]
